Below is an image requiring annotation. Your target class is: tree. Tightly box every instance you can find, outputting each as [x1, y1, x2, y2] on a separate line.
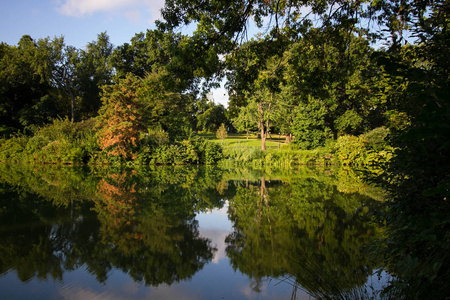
[76, 32, 113, 118]
[111, 29, 219, 95]
[232, 105, 257, 139]
[0, 36, 63, 133]
[96, 75, 143, 159]
[291, 97, 331, 149]
[216, 123, 228, 144]
[34, 36, 81, 122]
[283, 28, 381, 138]
[196, 101, 228, 132]
[110, 29, 180, 79]
[238, 54, 284, 151]
[139, 68, 194, 138]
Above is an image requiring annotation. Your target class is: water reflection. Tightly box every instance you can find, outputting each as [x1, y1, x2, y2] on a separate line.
[0, 164, 385, 299]
[225, 175, 384, 298]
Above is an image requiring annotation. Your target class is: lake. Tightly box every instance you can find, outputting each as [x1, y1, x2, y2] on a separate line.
[0, 164, 387, 299]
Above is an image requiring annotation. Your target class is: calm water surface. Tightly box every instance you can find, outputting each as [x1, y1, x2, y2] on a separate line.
[0, 164, 386, 299]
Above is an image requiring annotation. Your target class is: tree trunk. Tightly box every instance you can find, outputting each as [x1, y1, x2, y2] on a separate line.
[285, 133, 293, 143]
[70, 93, 75, 122]
[258, 102, 266, 151]
[261, 125, 266, 151]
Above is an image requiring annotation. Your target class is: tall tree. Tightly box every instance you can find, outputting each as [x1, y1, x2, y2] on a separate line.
[284, 28, 381, 138]
[0, 36, 57, 132]
[110, 29, 179, 79]
[139, 68, 195, 138]
[232, 53, 285, 150]
[77, 32, 114, 118]
[233, 104, 257, 139]
[196, 101, 228, 132]
[96, 75, 143, 159]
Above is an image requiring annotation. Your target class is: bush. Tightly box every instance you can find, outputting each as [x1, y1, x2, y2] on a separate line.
[335, 135, 367, 165]
[334, 127, 394, 166]
[203, 142, 223, 164]
[140, 135, 223, 165]
[0, 118, 101, 164]
[0, 134, 29, 162]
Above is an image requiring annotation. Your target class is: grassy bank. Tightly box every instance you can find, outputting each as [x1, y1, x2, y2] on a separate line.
[200, 128, 393, 168]
[200, 133, 285, 149]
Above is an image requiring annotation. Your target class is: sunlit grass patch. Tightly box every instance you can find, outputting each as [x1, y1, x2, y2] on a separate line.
[199, 133, 285, 149]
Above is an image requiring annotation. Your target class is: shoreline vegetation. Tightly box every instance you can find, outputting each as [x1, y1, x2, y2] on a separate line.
[0, 118, 393, 168]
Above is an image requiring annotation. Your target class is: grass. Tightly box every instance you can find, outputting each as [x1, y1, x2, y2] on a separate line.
[199, 133, 286, 149]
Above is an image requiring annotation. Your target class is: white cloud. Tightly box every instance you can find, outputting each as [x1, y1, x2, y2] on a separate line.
[56, 0, 164, 22]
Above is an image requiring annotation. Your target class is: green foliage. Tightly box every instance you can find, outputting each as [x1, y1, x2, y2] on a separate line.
[291, 98, 332, 149]
[232, 105, 257, 138]
[334, 135, 367, 166]
[360, 126, 390, 152]
[202, 141, 223, 165]
[139, 68, 194, 138]
[334, 109, 364, 136]
[0, 37, 57, 131]
[139, 135, 223, 165]
[216, 123, 228, 144]
[196, 101, 228, 132]
[222, 147, 264, 165]
[0, 118, 100, 164]
[0, 134, 29, 162]
[334, 127, 394, 166]
[222, 146, 336, 167]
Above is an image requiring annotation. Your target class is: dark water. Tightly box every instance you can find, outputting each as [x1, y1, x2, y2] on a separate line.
[0, 164, 387, 299]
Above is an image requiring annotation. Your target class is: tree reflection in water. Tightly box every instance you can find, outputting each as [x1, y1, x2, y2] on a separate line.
[226, 174, 384, 298]
[0, 164, 218, 286]
[0, 164, 385, 298]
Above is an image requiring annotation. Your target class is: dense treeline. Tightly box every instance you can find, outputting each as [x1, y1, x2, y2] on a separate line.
[0, 30, 226, 164]
[0, 28, 396, 166]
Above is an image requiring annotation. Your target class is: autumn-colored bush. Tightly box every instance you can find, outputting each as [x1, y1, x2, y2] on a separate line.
[96, 75, 144, 160]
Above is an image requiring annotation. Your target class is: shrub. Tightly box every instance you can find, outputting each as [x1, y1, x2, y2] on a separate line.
[0, 135, 29, 162]
[334, 127, 394, 166]
[0, 118, 101, 164]
[142, 135, 223, 165]
[335, 135, 367, 165]
[203, 142, 223, 164]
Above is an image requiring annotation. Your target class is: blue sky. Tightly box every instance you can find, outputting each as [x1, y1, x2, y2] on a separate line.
[0, 0, 230, 105]
[1, 0, 165, 48]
